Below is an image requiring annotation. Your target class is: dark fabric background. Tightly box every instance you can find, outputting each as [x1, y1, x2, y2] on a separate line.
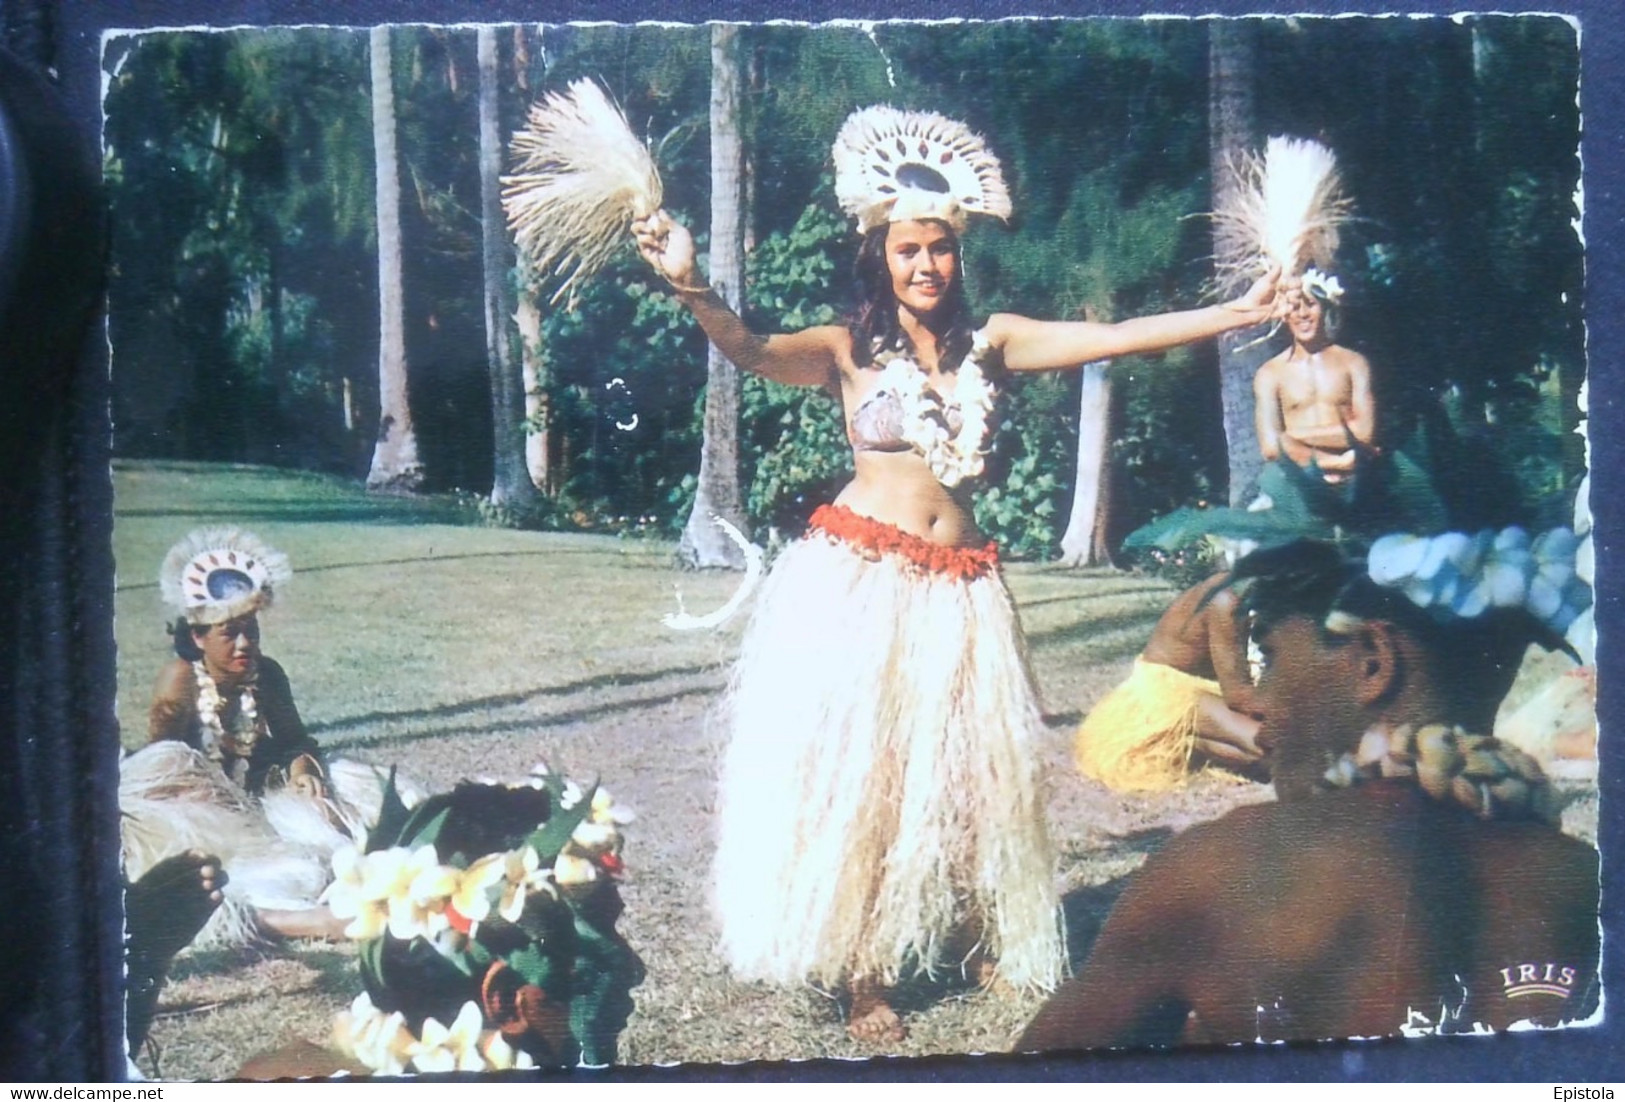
[1, 0, 1617, 1082]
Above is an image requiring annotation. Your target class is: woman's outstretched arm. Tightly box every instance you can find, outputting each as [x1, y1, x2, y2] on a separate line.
[632, 211, 843, 389]
[988, 268, 1283, 373]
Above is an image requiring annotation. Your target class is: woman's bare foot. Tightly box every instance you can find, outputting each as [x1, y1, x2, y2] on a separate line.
[126, 851, 226, 1051]
[846, 978, 906, 1043]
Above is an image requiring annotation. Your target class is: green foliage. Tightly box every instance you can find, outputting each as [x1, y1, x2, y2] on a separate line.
[973, 373, 1072, 557]
[106, 20, 1586, 556]
[740, 202, 850, 530]
[537, 258, 707, 526]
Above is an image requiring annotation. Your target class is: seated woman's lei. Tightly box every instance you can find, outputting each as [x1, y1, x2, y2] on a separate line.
[870, 330, 997, 488]
[192, 661, 265, 785]
[321, 767, 639, 1073]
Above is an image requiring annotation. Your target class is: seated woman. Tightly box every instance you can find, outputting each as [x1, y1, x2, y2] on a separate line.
[1021, 534, 1597, 1052]
[1074, 570, 1265, 791]
[236, 773, 644, 1077]
[121, 529, 405, 947]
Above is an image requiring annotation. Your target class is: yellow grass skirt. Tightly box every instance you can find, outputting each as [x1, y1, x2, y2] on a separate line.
[1073, 659, 1219, 792]
[712, 507, 1064, 992]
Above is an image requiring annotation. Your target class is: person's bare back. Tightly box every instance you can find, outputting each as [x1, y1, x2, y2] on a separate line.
[1018, 782, 1598, 1050]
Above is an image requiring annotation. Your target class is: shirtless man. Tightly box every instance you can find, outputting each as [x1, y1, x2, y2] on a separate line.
[1024, 540, 1598, 1051]
[1253, 271, 1375, 484]
[1074, 572, 1265, 791]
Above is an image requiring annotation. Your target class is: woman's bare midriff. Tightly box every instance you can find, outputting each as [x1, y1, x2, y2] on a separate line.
[835, 450, 982, 546]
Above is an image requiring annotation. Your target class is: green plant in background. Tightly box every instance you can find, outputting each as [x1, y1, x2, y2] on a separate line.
[105, 20, 1587, 558]
[740, 201, 852, 533]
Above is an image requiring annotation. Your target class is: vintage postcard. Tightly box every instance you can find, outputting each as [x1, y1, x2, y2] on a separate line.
[102, 15, 1597, 1078]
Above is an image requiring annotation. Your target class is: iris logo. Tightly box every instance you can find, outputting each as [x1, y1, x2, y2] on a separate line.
[1498, 962, 1577, 999]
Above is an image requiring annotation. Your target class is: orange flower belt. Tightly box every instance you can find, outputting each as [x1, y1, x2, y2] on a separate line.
[807, 504, 1000, 582]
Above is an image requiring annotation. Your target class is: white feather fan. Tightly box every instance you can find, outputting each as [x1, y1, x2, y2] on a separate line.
[1213, 136, 1353, 293]
[502, 79, 663, 305]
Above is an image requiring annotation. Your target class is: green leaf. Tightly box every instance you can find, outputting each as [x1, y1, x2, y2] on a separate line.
[524, 782, 596, 860]
[365, 767, 413, 853]
[503, 943, 557, 992]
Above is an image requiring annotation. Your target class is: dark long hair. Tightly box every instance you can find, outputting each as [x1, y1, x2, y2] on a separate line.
[847, 220, 976, 371]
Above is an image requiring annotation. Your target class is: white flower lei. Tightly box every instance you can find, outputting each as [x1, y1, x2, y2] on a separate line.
[334, 993, 536, 1075]
[192, 661, 264, 786]
[869, 329, 997, 488]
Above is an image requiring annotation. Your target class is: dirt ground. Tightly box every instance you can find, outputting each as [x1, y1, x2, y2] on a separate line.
[122, 527, 1599, 1080]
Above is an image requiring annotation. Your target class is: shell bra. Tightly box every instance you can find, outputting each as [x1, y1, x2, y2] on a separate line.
[846, 328, 999, 489]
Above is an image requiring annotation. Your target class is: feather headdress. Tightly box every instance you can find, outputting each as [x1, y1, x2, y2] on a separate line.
[1213, 136, 1352, 293]
[502, 79, 663, 305]
[159, 527, 291, 626]
[833, 105, 1011, 235]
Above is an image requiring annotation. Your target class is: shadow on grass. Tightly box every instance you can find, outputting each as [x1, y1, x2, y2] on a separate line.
[167, 942, 357, 990]
[310, 662, 718, 736]
[1014, 585, 1170, 614]
[1025, 607, 1163, 651]
[323, 680, 724, 752]
[114, 545, 670, 594]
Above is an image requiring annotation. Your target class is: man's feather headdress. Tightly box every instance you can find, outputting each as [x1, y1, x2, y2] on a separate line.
[1213, 136, 1352, 293]
[502, 79, 663, 305]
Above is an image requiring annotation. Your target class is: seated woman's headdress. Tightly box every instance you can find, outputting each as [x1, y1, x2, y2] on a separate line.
[159, 528, 291, 626]
[832, 105, 1011, 235]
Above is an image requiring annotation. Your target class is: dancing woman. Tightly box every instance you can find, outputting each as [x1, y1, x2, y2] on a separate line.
[632, 106, 1280, 1042]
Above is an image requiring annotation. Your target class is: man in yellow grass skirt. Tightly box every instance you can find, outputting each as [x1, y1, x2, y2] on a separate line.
[1074, 571, 1267, 791]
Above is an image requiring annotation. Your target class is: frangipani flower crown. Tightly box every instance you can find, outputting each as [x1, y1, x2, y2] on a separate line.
[1361, 526, 1589, 636]
[323, 767, 639, 1072]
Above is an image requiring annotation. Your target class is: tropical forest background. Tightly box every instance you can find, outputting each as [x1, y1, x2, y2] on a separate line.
[104, 17, 1584, 565]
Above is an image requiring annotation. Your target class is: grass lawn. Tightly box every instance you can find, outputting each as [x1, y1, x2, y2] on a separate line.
[113, 459, 1596, 1077]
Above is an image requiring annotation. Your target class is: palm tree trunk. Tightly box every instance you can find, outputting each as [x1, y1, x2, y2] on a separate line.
[1210, 20, 1268, 506]
[678, 23, 748, 568]
[365, 24, 424, 491]
[478, 26, 537, 510]
[1059, 361, 1113, 566]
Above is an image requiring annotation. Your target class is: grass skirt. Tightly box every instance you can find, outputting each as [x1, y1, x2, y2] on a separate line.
[712, 506, 1064, 992]
[1073, 659, 1218, 792]
[120, 742, 406, 948]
